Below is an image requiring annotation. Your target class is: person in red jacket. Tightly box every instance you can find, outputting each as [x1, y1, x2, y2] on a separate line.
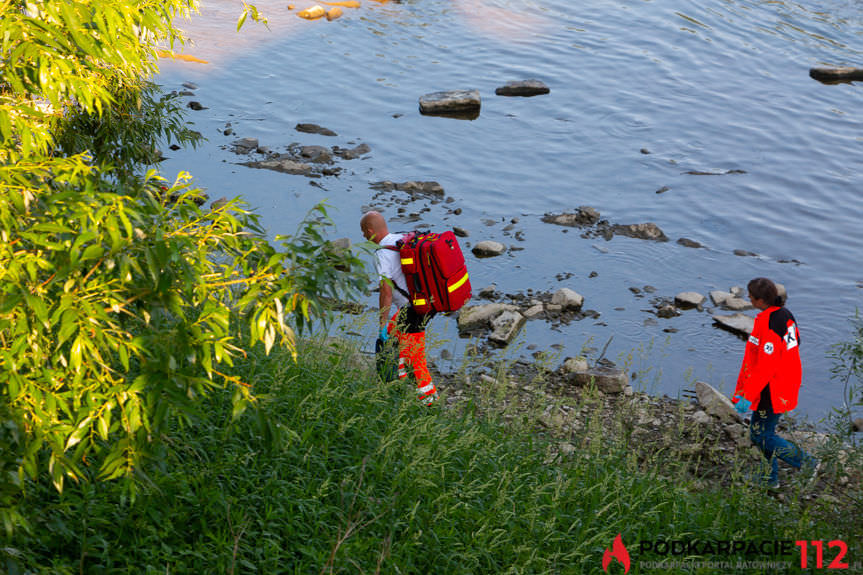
[732, 277, 818, 488]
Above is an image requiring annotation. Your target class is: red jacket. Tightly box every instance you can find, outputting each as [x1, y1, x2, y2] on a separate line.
[734, 306, 801, 413]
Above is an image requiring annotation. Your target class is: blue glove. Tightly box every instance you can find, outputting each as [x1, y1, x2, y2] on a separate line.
[379, 327, 389, 342]
[733, 396, 751, 414]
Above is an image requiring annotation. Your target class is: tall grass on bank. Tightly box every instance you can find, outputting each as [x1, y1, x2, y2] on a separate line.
[3, 338, 859, 574]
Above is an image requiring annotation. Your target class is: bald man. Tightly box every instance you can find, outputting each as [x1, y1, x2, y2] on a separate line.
[361, 211, 438, 406]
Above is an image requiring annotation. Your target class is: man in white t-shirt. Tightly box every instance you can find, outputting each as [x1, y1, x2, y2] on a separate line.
[360, 211, 438, 406]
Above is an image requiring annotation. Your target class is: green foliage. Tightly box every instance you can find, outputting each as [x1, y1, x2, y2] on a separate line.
[828, 310, 863, 430]
[0, 0, 195, 160]
[0, 167, 367, 494]
[0, 0, 369, 535]
[3, 340, 857, 574]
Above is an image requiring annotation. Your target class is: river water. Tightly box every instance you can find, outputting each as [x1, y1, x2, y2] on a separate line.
[156, 0, 863, 422]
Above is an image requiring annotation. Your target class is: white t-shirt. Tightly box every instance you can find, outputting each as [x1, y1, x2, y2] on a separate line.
[375, 233, 409, 308]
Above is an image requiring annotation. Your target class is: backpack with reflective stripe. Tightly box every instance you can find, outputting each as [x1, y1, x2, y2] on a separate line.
[386, 230, 472, 314]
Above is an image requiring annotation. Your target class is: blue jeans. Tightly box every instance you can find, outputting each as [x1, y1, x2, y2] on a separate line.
[749, 405, 814, 483]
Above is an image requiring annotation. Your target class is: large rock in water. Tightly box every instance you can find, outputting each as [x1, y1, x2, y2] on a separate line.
[695, 381, 741, 424]
[457, 303, 519, 332]
[551, 288, 584, 311]
[472, 241, 506, 258]
[495, 79, 550, 97]
[809, 67, 863, 83]
[419, 90, 481, 115]
[713, 313, 754, 336]
[488, 310, 526, 346]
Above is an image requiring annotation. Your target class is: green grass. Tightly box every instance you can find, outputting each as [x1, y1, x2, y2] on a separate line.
[3, 338, 860, 574]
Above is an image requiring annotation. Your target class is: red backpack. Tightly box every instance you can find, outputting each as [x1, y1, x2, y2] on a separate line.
[386, 231, 472, 315]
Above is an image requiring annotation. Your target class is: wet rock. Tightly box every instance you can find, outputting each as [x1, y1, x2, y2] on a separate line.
[611, 222, 668, 241]
[522, 303, 544, 319]
[695, 381, 741, 424]
[334, 143, 371, 159]
[494, 79, 550, 97]
[295, 123, 337, 136]
[210, 196, 229, 211]
[852, 418, 863, 433]
[677, 237, 702, 248]
[541, 206, 600, 227]
[326, 6, 342, 20]
[569, 366, 628, 394]
[187, 101, 207, 110]
[472, 240, 506, 258]
[232, 137, 259, 154]
[419, 89, 481, 115]
[300, 145, 333, 163]
[713, 313, 754, 336]
[244, 158, 313, 175]
[656, 186, 670, 194]
[656, 304, 679, 318]
[809, 67, 863, 83]
[723, 297, 752, 311]
[710, 290, 733, 306]
[453, 226, 469, 238]
[551, 288, 584, 311]
[675, 292, 705, 308]
[477, 285, 498, 300]
[370, 180, 444, 197]
[489, 310, 526, 346]
[457, 303, 519, 332]
[182, 82, 199, 90]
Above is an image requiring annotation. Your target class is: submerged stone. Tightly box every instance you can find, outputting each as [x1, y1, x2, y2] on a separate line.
[495, 79, 550, 97]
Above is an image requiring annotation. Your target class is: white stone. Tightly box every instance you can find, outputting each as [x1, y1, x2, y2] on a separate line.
[691, 410, 713, 425]
[561, 357, 589, 374]
[523, 303, 544, 319]
[471, 240, 506, 258]
[570, 367, 628, 394]
[551, 288, 584, 311]
[489, 310, 526, 345]
[712, 313, 755, 336]
[675, 292, 705, 307]
[710, 290, 732, 305]
[724, 297, 752, 311]
[457, 303, 518, 332]
[695, 381, 741, 424]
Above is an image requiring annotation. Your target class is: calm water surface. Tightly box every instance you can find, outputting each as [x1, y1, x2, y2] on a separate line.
[156, 0, 863, 422]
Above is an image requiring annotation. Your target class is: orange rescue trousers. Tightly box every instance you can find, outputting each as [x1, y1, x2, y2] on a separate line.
[397, 331, 437, 405]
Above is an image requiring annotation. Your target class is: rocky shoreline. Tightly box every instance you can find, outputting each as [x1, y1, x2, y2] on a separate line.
[429, 352, 861, 506]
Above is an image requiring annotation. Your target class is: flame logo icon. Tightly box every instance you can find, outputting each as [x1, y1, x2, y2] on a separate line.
[602, 533, 631, 573]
